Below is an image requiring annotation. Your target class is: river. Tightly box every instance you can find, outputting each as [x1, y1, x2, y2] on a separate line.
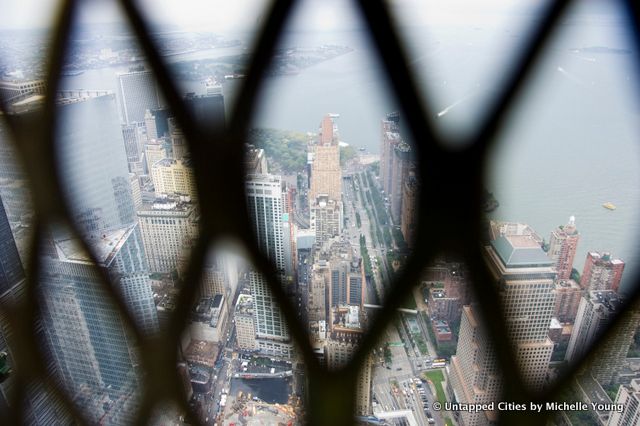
[59, 6, 640, 293]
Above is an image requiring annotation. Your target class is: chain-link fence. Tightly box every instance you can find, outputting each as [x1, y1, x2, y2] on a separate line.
[1, 0, 640, 425]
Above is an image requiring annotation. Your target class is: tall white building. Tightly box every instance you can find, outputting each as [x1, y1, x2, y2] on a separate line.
[246, 174, 292, 357]
[116, 70, 161, 125]
[608, 378, 640, 426]
[565, 290, 622, 364]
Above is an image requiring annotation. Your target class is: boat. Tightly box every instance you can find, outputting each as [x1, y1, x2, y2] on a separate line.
[602, 202, 616, 210]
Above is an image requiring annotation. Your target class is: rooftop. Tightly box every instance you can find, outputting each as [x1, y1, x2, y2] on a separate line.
[590, 290, 623, 313]
[491, 234, 553, 267]
[54, 225, 136, 266]
[235, 293, 254, 315]
[138, 197, 194, 213]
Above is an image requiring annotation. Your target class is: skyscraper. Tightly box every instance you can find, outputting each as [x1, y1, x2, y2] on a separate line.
[449, 306, 501, 426]
[588, 301, 640, 386]
[309, 115, 341, 202]
[150, 158, 197, 200]
[401, 175, 418, 249]
[484, 233, 556, 389]
[121, 123, 144, 173]
[379, 112, 401, 195]
[56, 91, 136, 236]
[245, 145, 268, 175]
[39, 223, 158, 419]
[0, 196, 24, 295]
[553, 279, 581, 323]
[310, 195, 342, 245]
[548, 216, 579, 280]
[325, 305, 372, 416]
[116, 69, 162, 125]
[389, 141, 413, 224]
[565, 290, 622, 364]
[580, 251, 625, 292]
[246, 174, 292, 357]
[183, 82, 226, 134]
[137, 199, 199, 274]
[451, 227, 556, 425]
[608, 378, 640, 426]
[0, 197, 71, 424]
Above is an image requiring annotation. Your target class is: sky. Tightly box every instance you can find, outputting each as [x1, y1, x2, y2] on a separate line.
[0, 0, 551, 32]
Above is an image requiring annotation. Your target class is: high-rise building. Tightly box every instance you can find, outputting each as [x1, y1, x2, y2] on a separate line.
[281, 212, 296, 281]
[144, 139, 167, 175]
[325, 305, 372, 416]
[308, 262, 329, 322]
[56, 91, 136, 236]
[168, 118, 188, 161]
[130, 173, 143, 210]
[121, 123, 144, 172]
[0, 199, 24, 295]
[379, 112, 401, 195]
[183, 83, 226, 134]
[484, 233, 556, 389]
[449, 306, 501, 426]
[0, 197, 71, 424]
[588, 301, 640, 386]
[116, 69, 162, 125]
[137, 199, 198, 273]
[150, 158, 197, 200]
[0, 80, 46, 104]
[608, 378, 640, 426]
[40, 223, 158, 419]
[310, 195, 342, 245]
[148, 107, 173, 139]
[234, 294, 257, 351]
[580, 251, 625, 292]
[451, 227, 556, 425]
[548, 216, 580, 280]
[309, 115, 341, 202]
[553, 279, 582, 323]
[246, 174, 291, 356]
[245, 145, 268, 175]
[144, 109, 158, 140]
[565, 290, 622, 364]
[389, 141, 413, 224]
[401, 175, 418, 249]
[314, 239, 366, 309]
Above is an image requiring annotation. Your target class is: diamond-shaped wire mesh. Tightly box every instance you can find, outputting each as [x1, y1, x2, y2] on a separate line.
[0, 0, 640, 425]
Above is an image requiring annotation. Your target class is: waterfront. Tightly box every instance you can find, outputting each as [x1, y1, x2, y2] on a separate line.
[59, 9, 640, 292]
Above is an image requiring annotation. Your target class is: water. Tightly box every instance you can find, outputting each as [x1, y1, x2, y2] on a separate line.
[59, 8, 640, 293]
[229, 378, 291, 404]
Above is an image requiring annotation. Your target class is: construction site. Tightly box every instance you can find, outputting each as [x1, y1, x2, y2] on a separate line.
[215, 390, 303, 425]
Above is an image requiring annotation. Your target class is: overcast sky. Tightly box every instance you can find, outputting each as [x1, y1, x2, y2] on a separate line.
[0, 0, 554, 32]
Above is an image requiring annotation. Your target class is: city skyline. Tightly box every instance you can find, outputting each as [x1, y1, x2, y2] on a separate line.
[1, 1, 640, 424]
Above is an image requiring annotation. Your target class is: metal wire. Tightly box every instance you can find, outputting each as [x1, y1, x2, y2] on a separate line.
[0, 0, 639, 425]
